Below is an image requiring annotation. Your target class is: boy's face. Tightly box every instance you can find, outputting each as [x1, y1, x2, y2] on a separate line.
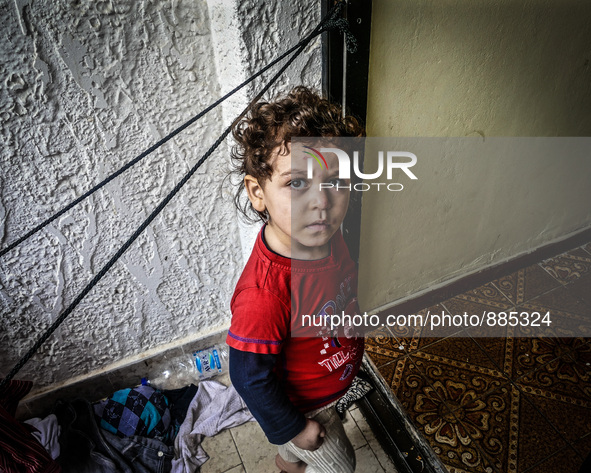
[244, 144, 350, 260]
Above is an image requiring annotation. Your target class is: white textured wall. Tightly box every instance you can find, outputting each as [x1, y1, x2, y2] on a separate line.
[359, 0, 591, 311]
[0, 0, 320, 389]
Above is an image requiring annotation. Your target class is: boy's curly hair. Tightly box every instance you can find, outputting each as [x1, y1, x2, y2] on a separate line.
[231, 86, 365, 222]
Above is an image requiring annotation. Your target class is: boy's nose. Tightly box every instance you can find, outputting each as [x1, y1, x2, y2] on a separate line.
[310, 187, 331, 210]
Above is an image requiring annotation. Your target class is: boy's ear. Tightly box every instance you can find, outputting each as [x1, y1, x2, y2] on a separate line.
[244, 175, 266, 213]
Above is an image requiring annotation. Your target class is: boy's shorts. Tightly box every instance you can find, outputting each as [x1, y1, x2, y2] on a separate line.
[278, 405, 356, 473]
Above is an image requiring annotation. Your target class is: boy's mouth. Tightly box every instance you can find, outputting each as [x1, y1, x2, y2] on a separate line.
[306, 220, 330, 231]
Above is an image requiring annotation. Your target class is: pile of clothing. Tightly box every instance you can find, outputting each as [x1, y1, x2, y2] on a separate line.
[0, 378, 253, 473]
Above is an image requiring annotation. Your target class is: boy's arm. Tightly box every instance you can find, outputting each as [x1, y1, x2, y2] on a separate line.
[229, 346, 306, 444]
[229, 288, 326, 449]
[230, 347, 326, 449]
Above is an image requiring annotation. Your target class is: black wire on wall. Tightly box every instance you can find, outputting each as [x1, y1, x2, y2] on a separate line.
[0, 1, 354, 389]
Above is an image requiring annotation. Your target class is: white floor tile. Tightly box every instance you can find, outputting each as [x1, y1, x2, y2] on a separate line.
[221, 466, 246, 473]
[201, 429, 243, 473]
[230, 421, 278, 473]
[355, 444, 387, 472]
[350, 408, 398, 472]
[221, 407, 397, 473]
[343, 409, 368, 450]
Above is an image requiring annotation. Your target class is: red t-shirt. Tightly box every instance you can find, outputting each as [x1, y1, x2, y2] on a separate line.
[227, 225, 365, 411]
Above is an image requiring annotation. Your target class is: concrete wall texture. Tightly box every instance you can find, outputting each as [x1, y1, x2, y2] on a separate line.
[0, 0, 321, 392]
[360, 0, 591, 311]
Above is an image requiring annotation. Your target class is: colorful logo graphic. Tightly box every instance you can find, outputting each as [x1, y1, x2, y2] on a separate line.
[303, 146, 328, 169]
[300, 143, 418, 192]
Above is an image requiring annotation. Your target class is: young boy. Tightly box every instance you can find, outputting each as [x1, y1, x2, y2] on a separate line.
[227, 87, 365, 473]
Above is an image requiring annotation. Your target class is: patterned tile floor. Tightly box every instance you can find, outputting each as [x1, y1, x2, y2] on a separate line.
[366, 242, 591, 473]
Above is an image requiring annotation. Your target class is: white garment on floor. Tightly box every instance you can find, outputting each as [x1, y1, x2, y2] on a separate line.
[171, 379, 253, 473]
[23, 414, 61, 460]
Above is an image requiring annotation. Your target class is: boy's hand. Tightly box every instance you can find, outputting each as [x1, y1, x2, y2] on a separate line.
[291, 418, 326, 451]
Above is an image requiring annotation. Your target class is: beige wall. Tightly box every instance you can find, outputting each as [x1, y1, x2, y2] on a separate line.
[359, 0, 591, 311]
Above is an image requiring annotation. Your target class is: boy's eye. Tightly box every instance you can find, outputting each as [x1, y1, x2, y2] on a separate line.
[290, 179, 307, 189]
[328, 178, 348, 186]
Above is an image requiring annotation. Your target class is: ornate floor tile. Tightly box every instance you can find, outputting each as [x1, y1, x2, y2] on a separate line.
[379, 304, 463, 355]
[408, 353, 509, 412]
[493, 264, 561, 305]
[365, 326, 406, 368]
[441, 294, 511, 364]
[386, 304, 439, 344]
[442, 296, 511, 339]
[377, 355, 419, 400]
[414, 335, 500, 372]
[521, 444, 583, 473]
[388, 355, 511, 472]
[376, 329, 588, 473]
[408, 304, 462, 345]
[386, 322, 422, 344]
[515, 337, 591, 404]
[445, 282, 514, 310]
[519, 292, 591, 339]
[574, 432, 591, 460]
[567, 272, 591, 308]
[515, 392, 569, 472]
[372, 240, 591, 473]
[466, 336, 509, 374]
[440, 449, 498, 473]
[508, 336, 588, 382]
[522, 392, 591, 444]
[541, 248, 591, 284]
[529, 285, 591, 316]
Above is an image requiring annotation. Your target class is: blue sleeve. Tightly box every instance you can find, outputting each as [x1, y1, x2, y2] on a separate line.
[229, 346, 306, 445]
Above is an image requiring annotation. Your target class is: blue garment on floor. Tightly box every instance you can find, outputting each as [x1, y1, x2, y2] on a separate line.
[94, 386, 172, 442]
[54, 398, 131, 473]
[162, 384, 199, 444]
[54, 398, 173, 473]
[102, 430, 174, 473]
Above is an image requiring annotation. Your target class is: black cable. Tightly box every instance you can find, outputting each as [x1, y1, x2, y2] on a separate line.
[325, 17, 358, 53]
[0, 0, 348, 389]
[0, 1, 346, 259]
